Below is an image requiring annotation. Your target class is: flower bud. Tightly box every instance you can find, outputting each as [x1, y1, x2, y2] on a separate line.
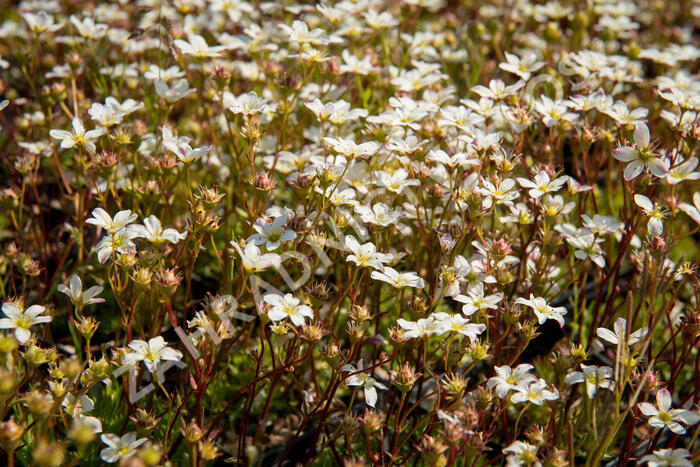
[349, 304, 371, 322]
[360, 409, 383, 434]
[442, 373, 467, 398]
[33, 438, 66, 467]
[199, 439, 219, 460]
[347, 321, 366, 343]
[25, 390, 53, 417]
[77, 316, 99, 340]
[391, 363, 421, 393]
[302, 323, 325, 342]
[419, 434, 448, 467]
[182, 420, 203, 443]
[342, 414, 359, 438]
[0, 417, 24, 449]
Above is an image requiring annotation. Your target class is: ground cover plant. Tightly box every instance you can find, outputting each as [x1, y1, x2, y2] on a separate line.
[1, 0, 700, 465]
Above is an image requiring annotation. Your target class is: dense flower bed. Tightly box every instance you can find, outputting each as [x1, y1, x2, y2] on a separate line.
[1, 0, 700, 465]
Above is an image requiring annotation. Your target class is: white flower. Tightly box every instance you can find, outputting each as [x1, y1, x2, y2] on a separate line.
[247, 213, 296, 250]
[565, 364, 614, 398]
[638, 388, 700, 434]
[478, 178, 519, 209]
[95, 228, 140, 264]
[57, 275, 104, 307]
[313, 185, 357, 207]
[354, 203, 401, 227]
[0, 302, 52, 344]
[679, 192, 700, 225]
[499, 51, 544, 80]
[228, 91, 269, 115]
[279, 20, 331, 46]
[88, 101, 126, 127]
[62, 394, 102, 433]
[342, 360, 387, 408]
[470, 79, 525, 101]
[516, 171, 567, 198]
[100, 433, 147, 463]
[666, 156, 700, 185]
[129, 215, 186, 244]
[374, 169, 419, 194]
[634, 194, 666, 236]
[503, 441, 539, 467]
[433, 313, 486, 341]
[437, 105, 485, 131]
[533, 96, 578, 127]
[162, 125, 212, 164]
[70, 15, 107, 40]
[613, 123, 669, 180]
[49, 118, 105, 154]
[173, 34, 225, 58]
[263, 293, 314, 326]
[426, 150, 479, 170]
[340, 50, 377, 75]
[124, 336, 183, 373]
[487, 364, 537, 399]
[144, 65, 185, 82]
[566, 232, 606, 268]
[367, 96, 429, 130]
[454, 283, 502, 316]
[581, 214, 623, 235]
[22, 11, 63, 34]
[345, 235, 392, 270]
[85, 208, 138, 234]
[640, 448, 692, 467]
[515, 294, 567, 327]
[397, 317, 441, 339]
[511, 378, 559, 405]
[596, 317, 648, 346]
[231, 242, 281, 272]
[371, 267, 425, 289]
[155, 79, 195, 102]
[305, 99, 368, 123]
[323, 136, 379, 159]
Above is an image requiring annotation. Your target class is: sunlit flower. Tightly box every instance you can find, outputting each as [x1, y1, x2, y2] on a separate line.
[634, 194, 666, 236]
[50, 118, 105, 154]
[596, 317, 648, 347]
[263, 293, 314, 326]
[613, 123, 668, 180]
[247, 213, 296, 250]
[638, 388, 700, 434]
[57, 275, 104, 307]
[503, 441, 539, 467]
[129, 215, 186, 244]
[124, 336, 183, 373]
[488, 364, 537, 399]
[100, 433, 147, 463]
[640, 448, 693, 467]
[511, 378, 559, 405]
[345, 235, 392, 270]
[342, 360, 387, 408]
[173, 34, 225, 58]
[0, 302, 52, 344]
[371, 267, 425, 289]
[85, 208, 137, 234]
[231, 242, 281, 272]
[515, 295, 567, 327]
[565, 364, 614, 398]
